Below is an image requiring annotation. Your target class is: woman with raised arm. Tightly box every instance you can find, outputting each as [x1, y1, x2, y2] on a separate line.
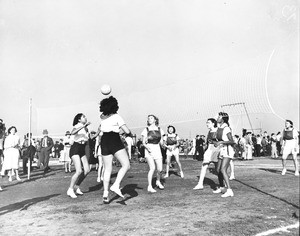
[99, 96, 131, 203]
[67, 113, 91, 198]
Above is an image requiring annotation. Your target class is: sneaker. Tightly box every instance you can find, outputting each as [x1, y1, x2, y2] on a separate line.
[180, 172, 184, 178]
[213, 187, 224, 194]
[103, 196, 109, 204]
[295, 171, 299, 176]
[67, 188, 77, 198]
[221, 189, 234, 198]
[156, 181, 164, 189]
[16, 176, 21, 181]
[164, 173, 169, 178]
[75, 187, 83, 195]
[229, 175, 235, 180]
[281, 169, 287, 175]
[8, 176, 12, 182]
[97, 176, 101, 183]
[147, 186, 157, 193]
[193, 184, 204, 190]
[110, 185, 124, 198]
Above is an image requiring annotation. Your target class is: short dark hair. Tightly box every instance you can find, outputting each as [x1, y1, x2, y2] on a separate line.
[73, 113, 84, 126]
[218, 112, 230, 126]
[100, 96, 119, 115]
[286, 119, 293, 127]
[8, 126, 17, 134]
[167, 125, 176, 134]
[207, 118, 217, 128]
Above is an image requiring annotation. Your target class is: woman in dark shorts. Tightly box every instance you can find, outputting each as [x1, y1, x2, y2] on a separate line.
[99, 96, 131, 203]
[67, 113, 91, 199]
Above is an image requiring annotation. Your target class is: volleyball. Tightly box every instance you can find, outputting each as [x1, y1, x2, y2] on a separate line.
[100, 84, 112, 95]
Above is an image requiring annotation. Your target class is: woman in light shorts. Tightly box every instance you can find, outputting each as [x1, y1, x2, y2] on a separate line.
[141, 115, 165, 193]
[212, 112, 235, 198]
[194, 118, 219, 190]
[281, 120, 299, 176]
[163, 125, 184, 179]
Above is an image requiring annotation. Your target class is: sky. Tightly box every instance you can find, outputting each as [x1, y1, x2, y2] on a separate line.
[0, 0, 299, 139]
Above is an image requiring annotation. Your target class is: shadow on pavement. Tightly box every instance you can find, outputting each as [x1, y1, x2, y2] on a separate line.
[0, 194, 60, 216]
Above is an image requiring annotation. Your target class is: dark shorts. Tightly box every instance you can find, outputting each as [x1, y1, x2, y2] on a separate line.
[101, 132, 125, 156]
[70, 142, 86, 158]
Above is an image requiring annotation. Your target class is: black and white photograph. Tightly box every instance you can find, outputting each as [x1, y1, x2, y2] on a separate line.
[0, 0, 299, 235]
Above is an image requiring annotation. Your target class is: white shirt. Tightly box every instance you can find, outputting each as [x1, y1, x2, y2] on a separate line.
[4, 134, 20, 149]
[256, 137, 262, 145]
[100, 114, 125, 133]
[73, 123, 89, 143]
[219, 123, 231, 142]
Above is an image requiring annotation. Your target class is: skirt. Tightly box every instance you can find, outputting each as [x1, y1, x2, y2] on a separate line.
[2, 148, 20, 170]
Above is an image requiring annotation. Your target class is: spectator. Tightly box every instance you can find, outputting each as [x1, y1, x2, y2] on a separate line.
[88, 131, 97, 170]
[54, 141, 60, 159]
[22, 133, 36, 174]
[261, 136, 268, 156]
[270, 133, 278, 158]
[1, 126, 21, 181]
[40, 129, 54, 173]
[251, 133, 257, 157]
[193, 135, 204, 161]
[245, 132, 253, 160]
[276, 132, 282, 156]
[136, 138, 145, 162]
[0, 119, 6, 167]
[255, 134, 262, 157]
[63, 131, 72, 173]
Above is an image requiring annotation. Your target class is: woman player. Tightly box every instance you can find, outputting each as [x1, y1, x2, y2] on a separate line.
[98, 96, 131, 203]
[193, 118, 219, 190]
[163, 125, 184, 178]
[281, 120, 299, 176]
[212, 112, 235, 197]
[141, 115, 165, 193]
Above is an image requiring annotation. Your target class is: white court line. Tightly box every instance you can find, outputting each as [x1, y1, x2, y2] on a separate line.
[255, 222, 299, 236]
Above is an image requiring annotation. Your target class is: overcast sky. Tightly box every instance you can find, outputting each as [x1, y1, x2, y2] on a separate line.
[0, 0, 298, 139]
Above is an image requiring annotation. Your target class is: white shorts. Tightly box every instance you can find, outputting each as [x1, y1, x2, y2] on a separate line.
[282, 140, 299, 158]
[145, 144, 163, 160]
[218, 145, 234, 159]
[203, 144, 220, 163]
[166, 147, 179, 157]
